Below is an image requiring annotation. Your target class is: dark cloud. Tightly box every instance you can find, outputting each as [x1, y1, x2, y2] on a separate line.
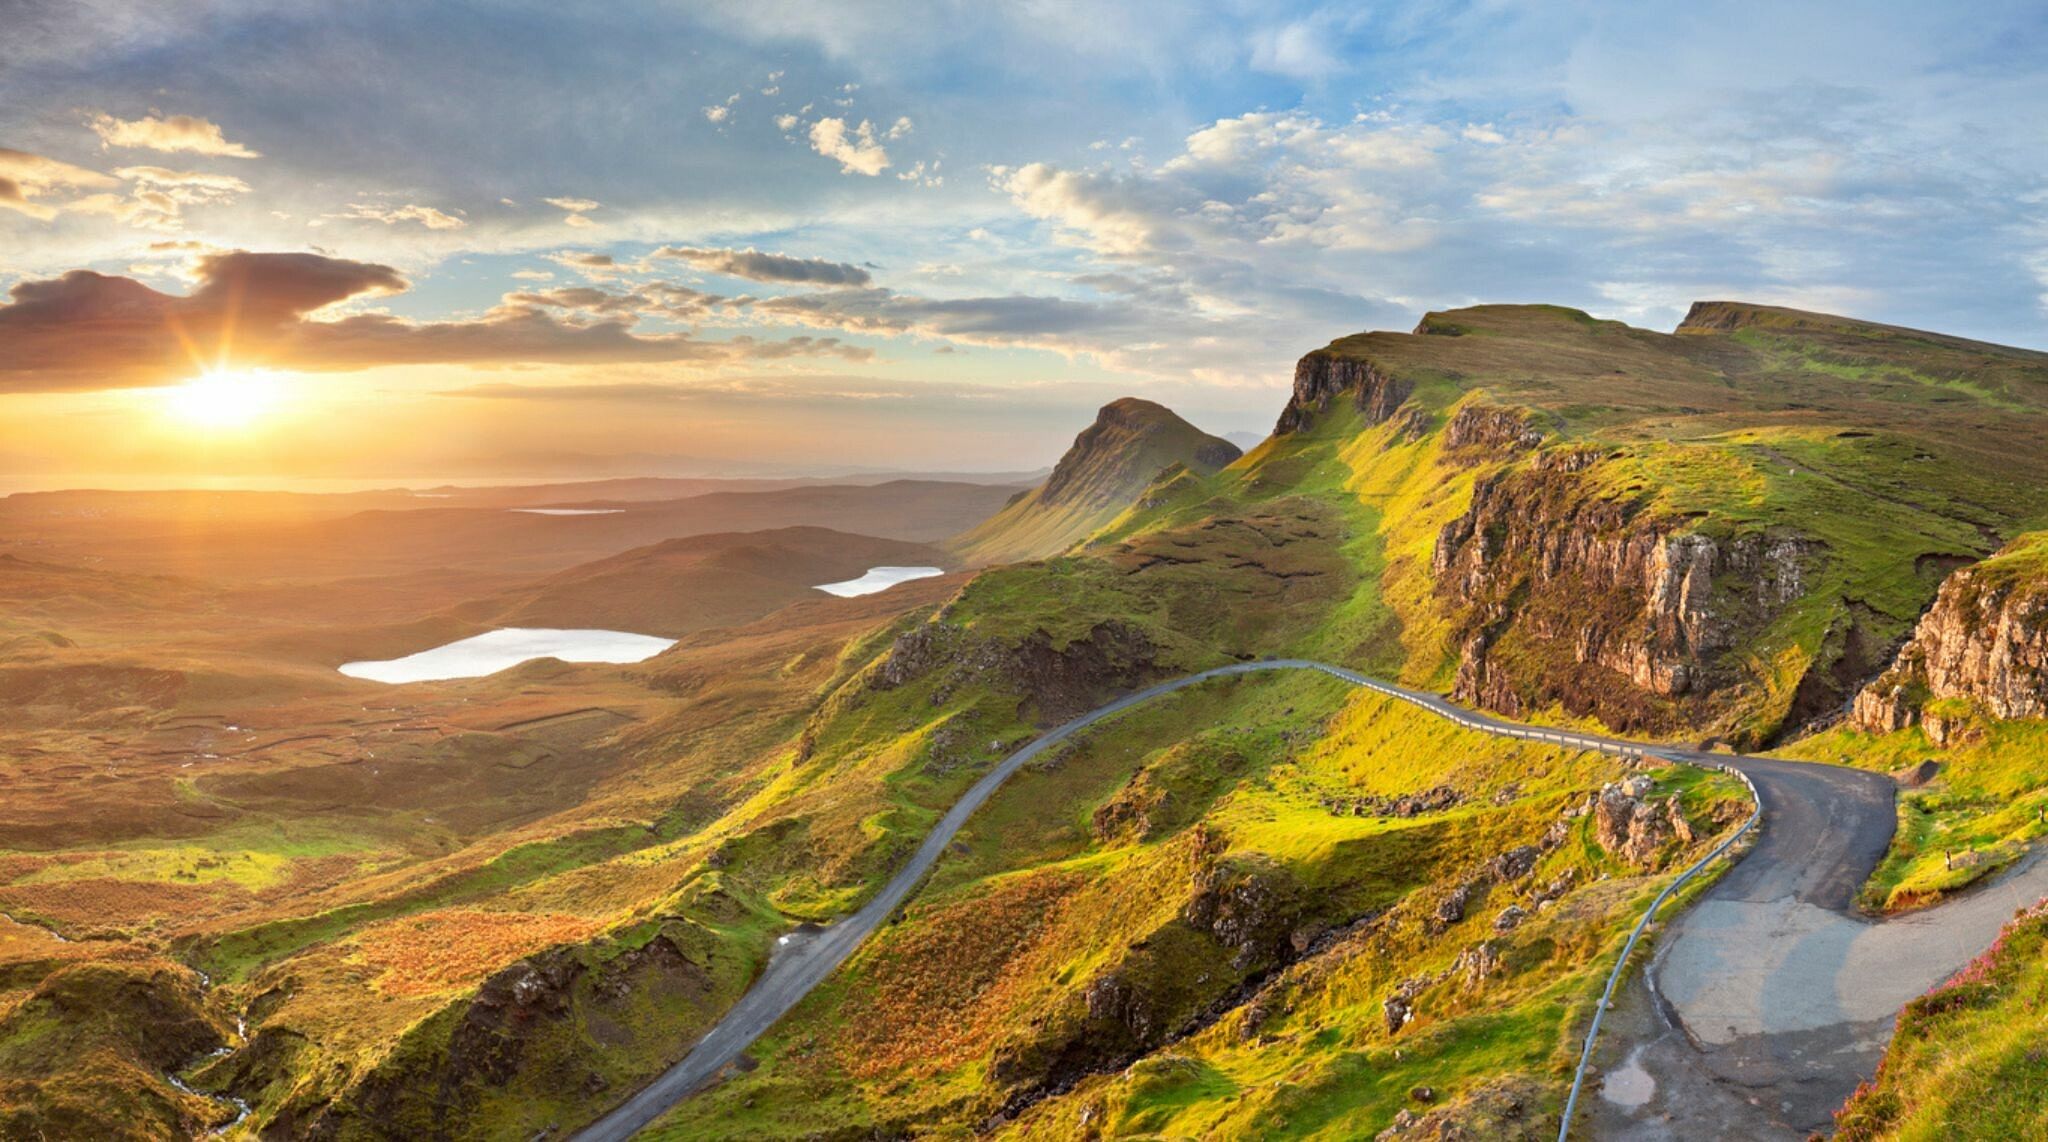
[0, 250, 868, 391]
[655, 245, 872, 287]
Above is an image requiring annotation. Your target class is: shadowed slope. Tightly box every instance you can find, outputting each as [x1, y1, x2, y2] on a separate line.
[953, 398, 1241, 565]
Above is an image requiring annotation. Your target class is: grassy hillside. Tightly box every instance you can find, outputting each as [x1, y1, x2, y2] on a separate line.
[1834, 898, 2048, 1140]
[7, 301, 2048, 1138]
[954, 397, 1241, 565]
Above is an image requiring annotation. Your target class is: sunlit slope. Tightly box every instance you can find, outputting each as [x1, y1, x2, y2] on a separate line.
[1098, 301, 2048, 748]
[953, 397, 1241, 565]
[14, 301, 2048, 1140]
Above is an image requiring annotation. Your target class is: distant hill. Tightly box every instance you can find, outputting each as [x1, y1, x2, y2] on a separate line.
[952, 398, 1241, 564]
[11, 479, 1024, 581]
[485, 526, 950, 638]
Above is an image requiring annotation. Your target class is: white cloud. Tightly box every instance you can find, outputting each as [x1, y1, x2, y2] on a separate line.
[0, 148, 117, 219]
[543, 196, 601, 227]
[1248, 20, 1340, 79]
[808, 117, 890, 176]
[87, 111, 259, 157]
[896, 159, 941, 186]
[775, 113, 799, 131]
[336, 201, 467, 230]
[54, 164, 253, 229]
[704, 104, 731, 123]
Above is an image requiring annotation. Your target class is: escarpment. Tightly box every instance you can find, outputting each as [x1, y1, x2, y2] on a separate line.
[1854, 533, 2048, 743]
[1432, 448, 1818, 738]
[1273, 350, 1414, 435]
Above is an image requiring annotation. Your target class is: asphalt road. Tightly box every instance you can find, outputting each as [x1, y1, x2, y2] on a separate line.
[569, 658, 2027, 1141]
[1592, 757, 2048, 1138]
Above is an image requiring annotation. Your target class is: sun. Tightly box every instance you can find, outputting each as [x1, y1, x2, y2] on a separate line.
[162, 368, 283, 430]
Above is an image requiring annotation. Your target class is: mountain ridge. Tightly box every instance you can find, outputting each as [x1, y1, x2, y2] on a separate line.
[951, 397, 1241, 565]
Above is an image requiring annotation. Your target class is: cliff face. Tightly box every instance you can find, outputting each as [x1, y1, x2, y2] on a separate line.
[1273, 351, 1414, 435]
[1433, 446, 1816, 736]
[1854, 534, 2048, 743]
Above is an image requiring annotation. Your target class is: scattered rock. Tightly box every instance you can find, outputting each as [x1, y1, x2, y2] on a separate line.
[1455, 941, 1500, 987]
[1486, 845, 1539, 883]
[1594, 780, 1691, 866]
[1894, 758, 1942, 787]
[1430, 884, 1474, 934]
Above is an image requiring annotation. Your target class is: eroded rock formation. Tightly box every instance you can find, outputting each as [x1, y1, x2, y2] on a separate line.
[1432, 447, 1816, 733]
[1854, 537, 2048, 743]
[1273, 351, 1414, 435]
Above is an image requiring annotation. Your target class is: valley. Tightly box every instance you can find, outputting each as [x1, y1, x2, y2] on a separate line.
[4, 303, 2048, 1141]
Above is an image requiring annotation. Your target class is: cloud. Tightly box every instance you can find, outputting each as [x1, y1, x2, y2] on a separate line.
[0, 176, 55, 221]
[654, 245, 872, 286]
[503, 281, 729, 321]
[746, 286, 1150, 354]
[0, 148, 119, 219]
[543, 196, 600, 227]
[60, 164, 253, 229]
[336, 202, 467, 230]
[1248, 19, 1341, 79]
[808, 117, 889, 176]
[0, 250, 872, 391]
[87, 111, 259, 157]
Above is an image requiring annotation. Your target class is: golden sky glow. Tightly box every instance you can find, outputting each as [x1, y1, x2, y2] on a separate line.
[160, 368, 284, 430]
[4, 3, 2043, 488]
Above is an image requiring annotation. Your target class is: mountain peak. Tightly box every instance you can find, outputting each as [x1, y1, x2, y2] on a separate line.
[953, 398, 1240, 563]
[1040, 399, 1240, 507]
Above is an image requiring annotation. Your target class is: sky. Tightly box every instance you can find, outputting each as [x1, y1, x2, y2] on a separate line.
[2, 0, 2045, 486]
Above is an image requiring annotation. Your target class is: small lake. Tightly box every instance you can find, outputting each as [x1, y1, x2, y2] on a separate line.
[339, 627, 676, 683]
[813, 566, 946, 598]
[510, 508, 624, 516]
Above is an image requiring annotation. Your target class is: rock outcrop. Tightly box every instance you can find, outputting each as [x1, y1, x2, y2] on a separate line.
[1431, 447, 1817, 735]
[1274, 351, 1414, 435]
[1592, 776, 1693, 867]
[865, 617, 1160, 727]
[1441, 403, 1544, 457]
[1854, 534, 2048, 743]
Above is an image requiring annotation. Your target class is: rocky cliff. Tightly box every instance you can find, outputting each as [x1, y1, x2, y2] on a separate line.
[1273, 350, 1414, 435]
[1432, 444, 1817, 738]
[1854, 533, 2048, 743]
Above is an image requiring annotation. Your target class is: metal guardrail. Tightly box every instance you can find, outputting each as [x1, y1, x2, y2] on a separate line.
[569, 657, 1766, 1140]
[1554, 763, 1762, 1140]
[1307, 660, 1769, 1138]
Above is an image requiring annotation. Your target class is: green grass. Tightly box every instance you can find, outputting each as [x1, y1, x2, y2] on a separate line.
[184, 821, 663, 982]
[1834, 900, 2048, 1140]
[640, 672, 1752, 1140]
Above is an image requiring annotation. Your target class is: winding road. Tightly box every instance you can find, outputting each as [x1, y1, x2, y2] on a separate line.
[571, 659, 2045, 1141]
